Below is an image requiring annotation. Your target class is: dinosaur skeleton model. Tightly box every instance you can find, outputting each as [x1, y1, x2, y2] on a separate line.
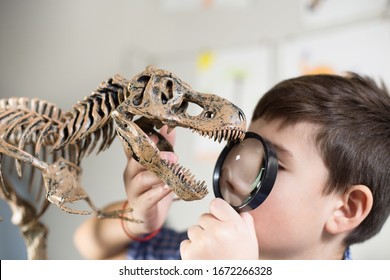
[0, 66, 246, 259]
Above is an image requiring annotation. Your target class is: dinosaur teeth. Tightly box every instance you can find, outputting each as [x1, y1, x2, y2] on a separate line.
[214, 131, 219, 142]
[166, 161, 208, 200]
[191, 128, 245, 142]
[226, 130, 231, 140]
[218, 131, 223, 143]
[166, 126, 175, 134]
[231, 130, 237, 140]
[238, 130, 245, 141]
[223, 130, 228, 141]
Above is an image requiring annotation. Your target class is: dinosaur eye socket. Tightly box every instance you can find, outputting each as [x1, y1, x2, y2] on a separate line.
[204, 111, 215, 119]
[132, 75, 151, 106]
[137, 75, 151, 84]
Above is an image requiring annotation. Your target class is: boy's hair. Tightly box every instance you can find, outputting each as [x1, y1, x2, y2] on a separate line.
[252, 73, 390, 246]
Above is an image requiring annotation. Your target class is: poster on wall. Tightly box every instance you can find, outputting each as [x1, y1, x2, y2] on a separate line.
[278, 19, 390, 83]
[193, 45, 270, 161]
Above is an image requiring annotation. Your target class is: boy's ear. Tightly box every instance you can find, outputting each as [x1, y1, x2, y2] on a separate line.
[325, 185, 373, 235]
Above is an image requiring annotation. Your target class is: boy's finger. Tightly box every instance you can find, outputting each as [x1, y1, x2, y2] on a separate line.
[179, 239, 191, 259]
[137, 183, 173, 208]
[209, 198, 240, 222]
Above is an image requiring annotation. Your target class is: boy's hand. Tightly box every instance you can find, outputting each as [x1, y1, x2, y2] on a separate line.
[180, 198, 259, 259]
[123, 126, 176, 236]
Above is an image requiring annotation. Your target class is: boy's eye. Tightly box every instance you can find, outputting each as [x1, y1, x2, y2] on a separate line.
[278, 162, 286, 171]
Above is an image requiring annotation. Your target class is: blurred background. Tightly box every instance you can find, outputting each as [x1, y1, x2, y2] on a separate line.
[1, 0, 389, 259]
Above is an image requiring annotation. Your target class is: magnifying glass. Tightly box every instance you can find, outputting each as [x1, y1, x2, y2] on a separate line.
[213, 132, 278, 212]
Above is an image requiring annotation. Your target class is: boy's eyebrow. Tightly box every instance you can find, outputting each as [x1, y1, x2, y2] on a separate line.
[271, 142, 294, 160]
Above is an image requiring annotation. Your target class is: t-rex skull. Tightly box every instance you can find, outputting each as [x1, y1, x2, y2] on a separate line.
[112, 66, 247, 201]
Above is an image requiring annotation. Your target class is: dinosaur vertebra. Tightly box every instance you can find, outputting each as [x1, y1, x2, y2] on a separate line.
[0, 66, 246, 259]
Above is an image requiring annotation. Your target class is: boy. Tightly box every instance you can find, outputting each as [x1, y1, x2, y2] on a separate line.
[74, 72, 390, 259]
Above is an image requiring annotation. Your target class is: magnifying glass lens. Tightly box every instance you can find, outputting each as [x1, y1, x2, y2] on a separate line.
[219, 138, 265, 207]
[213, 132, 278, 212]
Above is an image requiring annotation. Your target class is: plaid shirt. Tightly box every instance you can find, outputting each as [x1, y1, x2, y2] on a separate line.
[126, 227, 352, 260]
[126, 227, 186, 260]
[343, 247, 352, 260]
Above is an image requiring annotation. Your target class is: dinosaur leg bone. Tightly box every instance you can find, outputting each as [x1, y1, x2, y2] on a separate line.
[42, 157, 96, 215]
[0, 139, 96, 215]
[1, 139, 140, 222]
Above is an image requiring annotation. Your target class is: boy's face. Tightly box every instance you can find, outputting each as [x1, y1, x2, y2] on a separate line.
[248, 118, 342, 259]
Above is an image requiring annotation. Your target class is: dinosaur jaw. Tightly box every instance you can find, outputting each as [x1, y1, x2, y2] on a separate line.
[112, 110, 247, 201]
[112, 110, 209, 200]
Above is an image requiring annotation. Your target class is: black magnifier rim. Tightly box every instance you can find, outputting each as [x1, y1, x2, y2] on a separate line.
[213, 132, 278, 212]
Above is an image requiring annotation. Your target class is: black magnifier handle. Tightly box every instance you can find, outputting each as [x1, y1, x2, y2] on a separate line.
[213, 132, 278, 212]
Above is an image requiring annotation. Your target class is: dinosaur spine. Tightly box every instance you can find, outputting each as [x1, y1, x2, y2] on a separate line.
[52, 75, 131, 159]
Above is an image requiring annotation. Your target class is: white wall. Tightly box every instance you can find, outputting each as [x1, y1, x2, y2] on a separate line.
[0, 0, 389, 259]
